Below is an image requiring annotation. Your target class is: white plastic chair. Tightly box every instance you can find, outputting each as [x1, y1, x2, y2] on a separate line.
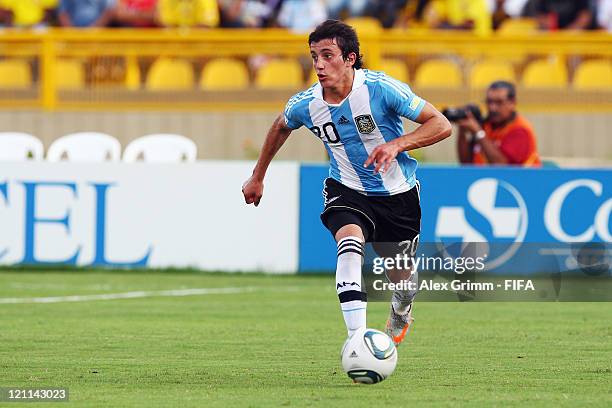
[46, 132, 121, 162]
[122, 134, 197, 163]
[0, 132, 44, 161]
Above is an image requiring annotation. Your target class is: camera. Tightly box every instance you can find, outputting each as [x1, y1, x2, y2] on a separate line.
[442, 104, 483, 124]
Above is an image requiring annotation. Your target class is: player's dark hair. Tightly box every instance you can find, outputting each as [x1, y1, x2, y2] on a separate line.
[488, 81, 516, 101]
[309, 19, 363, 70]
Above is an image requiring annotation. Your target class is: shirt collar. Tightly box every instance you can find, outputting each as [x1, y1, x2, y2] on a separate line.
[313, 69, 365, 102]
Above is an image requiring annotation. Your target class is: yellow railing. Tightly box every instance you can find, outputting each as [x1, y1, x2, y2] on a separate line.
[0, 28, 610, 111]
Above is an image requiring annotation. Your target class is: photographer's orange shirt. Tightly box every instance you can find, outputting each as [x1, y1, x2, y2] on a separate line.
[473, 114, 541, 166]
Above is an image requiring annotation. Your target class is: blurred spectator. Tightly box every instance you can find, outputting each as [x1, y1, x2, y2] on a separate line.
[390, 0, 427, 28]
[403, 0, 431, 25]
[457, 81, 541, 166]
[158, 0, 219, 28]
[0, 0, 58, 28]
[488, 0, 533, 29]
[486, 0, 531, 17]
[415, 0, 430, 19]
[325, 0, 371, 20]
[491, 0, 510, 29]
[535, 0, 592, 30]
[375, 0, 410, 28]
[218, 0, 278, 28]
[426, 0, 492, 36]
[0, 4, 12, 26]
[277, 0, 327, 32]
[597, 0, 612, 31]
[113, 0, 158, 27]
[521, 0, 539, 16]
[58, 0, 116, 27]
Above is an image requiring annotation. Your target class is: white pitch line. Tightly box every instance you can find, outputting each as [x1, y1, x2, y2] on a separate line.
[0, 287, 258, 304]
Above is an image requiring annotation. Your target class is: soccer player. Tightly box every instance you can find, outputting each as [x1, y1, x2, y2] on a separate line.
[242, 20, 451, 346]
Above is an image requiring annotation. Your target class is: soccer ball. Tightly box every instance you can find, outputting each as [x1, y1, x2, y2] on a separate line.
[340, 327, 398, 384]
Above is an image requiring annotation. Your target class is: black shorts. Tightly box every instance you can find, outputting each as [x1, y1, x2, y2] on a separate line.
[320, 178, 421, 255]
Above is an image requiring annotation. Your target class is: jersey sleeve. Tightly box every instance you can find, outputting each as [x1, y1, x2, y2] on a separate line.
[379, 74, 426, 121]
[283, 94, 305, 130]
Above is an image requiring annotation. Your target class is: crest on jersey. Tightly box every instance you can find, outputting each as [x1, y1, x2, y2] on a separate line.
[354, 114, 376, 134]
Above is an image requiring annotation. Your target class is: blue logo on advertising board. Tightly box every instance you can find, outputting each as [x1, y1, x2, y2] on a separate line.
[299, 165, 612, 273]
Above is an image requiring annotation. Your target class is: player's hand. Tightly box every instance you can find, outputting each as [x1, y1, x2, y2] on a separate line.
[242, 176, 264, 207]
[364, 142, 400, 174]
[457, 111, 481, 133]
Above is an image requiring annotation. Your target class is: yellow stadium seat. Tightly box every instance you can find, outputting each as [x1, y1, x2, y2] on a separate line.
[414, 60, 462, 88]
[573, 60, 612, 90]
[306, 60, 408, 86]
[380, 59, 409, 83]
[497, 18, 538, 35]
[146, 58, 194, 91]
[307, 68, 318, 86]
[200, 58, 249, 90]
[55, 59, 84, 90]
[86, 56, 140, 89]
[522, 59, 568, 88]
[125, 56, 141, 90]
[255, 59, 303, 90]
[469, 60, 516, 88]
[344, 17, 383, 35]
[0, 59, 32, 89]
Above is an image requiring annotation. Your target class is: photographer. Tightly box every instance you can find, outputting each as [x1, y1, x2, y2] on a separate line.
[453, 81, 541, 166]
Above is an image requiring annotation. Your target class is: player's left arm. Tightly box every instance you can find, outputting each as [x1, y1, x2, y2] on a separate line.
[364, 102, 452, 174]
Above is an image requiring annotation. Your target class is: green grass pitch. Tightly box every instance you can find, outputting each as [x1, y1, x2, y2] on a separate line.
[1, 270, 610, 407]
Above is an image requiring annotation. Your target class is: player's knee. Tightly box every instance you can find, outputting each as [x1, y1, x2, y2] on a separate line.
[335, 224, 365, 242]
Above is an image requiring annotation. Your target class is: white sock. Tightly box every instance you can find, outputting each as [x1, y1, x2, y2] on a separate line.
[335, 236, 366, 337]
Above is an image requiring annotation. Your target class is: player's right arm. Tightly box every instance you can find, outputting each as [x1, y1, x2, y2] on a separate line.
[242, 114, 293, 207]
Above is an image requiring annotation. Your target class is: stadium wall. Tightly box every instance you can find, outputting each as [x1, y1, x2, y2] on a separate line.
[0, 161, 299, 273]
[1, 162, 610, 274]
[0, 111, 610, 163]
[299, 164, 612, 274]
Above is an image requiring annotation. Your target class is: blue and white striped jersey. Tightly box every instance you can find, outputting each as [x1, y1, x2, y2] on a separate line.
[284, 69, 426, 196]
